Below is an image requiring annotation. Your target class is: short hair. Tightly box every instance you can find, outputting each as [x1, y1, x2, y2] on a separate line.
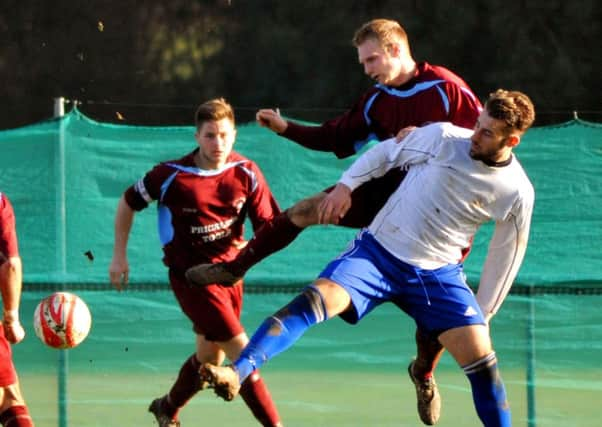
[194, 98, 235, 129]
[485, 89, 535, 134]
[352, 19, 409, 50]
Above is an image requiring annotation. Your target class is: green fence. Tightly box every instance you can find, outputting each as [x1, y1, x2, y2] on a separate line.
[1, 109, 602, 426]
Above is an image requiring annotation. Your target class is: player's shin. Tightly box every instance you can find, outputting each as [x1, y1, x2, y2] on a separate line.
[168, 354, 203, 411]
[234, 286, 327, 381]
[0, 405, 34, 427]
[240, 372, 282, 427]
[463, 352, 511, 427]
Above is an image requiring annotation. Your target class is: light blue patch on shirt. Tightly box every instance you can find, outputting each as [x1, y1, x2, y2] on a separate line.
[157, 204, 174, 245]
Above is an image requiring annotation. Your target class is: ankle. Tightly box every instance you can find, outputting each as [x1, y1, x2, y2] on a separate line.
[412, 361, 434, 380]
[162, 395, 178, 417]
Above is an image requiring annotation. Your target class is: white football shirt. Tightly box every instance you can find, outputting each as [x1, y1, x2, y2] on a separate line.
[339, 122, 534, 316]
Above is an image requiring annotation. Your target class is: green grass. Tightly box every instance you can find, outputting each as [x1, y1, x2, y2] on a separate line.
[15, 291, 602, 426]
[18, 367, 601, 426]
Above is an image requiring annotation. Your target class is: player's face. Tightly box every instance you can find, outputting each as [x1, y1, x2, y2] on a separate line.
[357, 38, 399, 85]
[194, 118, 236, 169]
[470, 111, 518, 163]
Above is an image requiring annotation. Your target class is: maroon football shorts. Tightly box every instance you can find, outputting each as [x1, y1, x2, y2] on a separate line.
[169, 269, 245, 343]
[0, 324, 17, 387]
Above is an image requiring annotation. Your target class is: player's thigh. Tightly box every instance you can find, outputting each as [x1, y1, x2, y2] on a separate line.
[312, 278, 353, 318]
[287, 192, 325, 227]
[438, 324, 493, 366]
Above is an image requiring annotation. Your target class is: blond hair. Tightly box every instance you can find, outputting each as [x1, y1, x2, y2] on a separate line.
[352, 19, 409, 51]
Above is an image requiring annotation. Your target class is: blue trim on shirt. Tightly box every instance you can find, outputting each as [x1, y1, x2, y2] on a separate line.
[374, 80, 445, 98]
[354, 80, 448, 154]
[436, 85, 450, 115]
[363, 92, 381, 126]
[157, 170, 179, 245]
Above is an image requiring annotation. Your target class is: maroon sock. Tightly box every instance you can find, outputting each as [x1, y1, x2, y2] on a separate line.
[413, 329, 445, 380]
[239, 371, 281, 427]
[228, 211, 303, 276]
[0, 405, 34, 427]
[164, 354, 202, 419]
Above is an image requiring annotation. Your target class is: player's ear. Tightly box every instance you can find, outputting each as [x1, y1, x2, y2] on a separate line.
[506, 134, 520, 148]
[387, 42, 401, 57]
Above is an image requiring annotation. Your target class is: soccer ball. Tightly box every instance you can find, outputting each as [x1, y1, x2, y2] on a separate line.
[33, 292, 92, 349]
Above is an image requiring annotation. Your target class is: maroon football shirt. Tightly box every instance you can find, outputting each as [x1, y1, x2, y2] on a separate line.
[124, 150, 280, 272]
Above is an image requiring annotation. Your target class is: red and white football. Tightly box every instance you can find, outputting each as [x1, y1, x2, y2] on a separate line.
[33, 292, 92, 349]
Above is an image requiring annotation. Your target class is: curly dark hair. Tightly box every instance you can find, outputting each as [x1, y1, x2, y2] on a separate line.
[485, 89, 535, 133]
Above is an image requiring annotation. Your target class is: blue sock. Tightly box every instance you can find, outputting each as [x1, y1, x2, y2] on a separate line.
[464, 353, 511, 427]
[234, 286, 327, 382]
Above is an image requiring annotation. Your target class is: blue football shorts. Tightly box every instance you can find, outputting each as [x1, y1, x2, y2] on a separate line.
[318, 229, 485, 336]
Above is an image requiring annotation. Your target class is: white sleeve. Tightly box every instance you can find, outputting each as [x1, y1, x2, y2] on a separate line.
[476, 193, 534, 317]
[339, 125, 441, 191]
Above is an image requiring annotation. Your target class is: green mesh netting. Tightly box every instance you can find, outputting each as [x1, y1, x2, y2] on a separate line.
[2, 109, 602, 426]
[1, 108, 601, 289]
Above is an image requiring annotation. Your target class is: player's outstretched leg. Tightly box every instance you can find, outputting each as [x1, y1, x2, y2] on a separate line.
[186, 209, 304, 286]
[201, 286, 327, 402]
[408, 329, 445, 425]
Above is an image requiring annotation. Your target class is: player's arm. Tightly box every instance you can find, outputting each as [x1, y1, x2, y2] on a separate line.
[257, 93, 376, 158]
[256, 108, 286, 133]
[318, 133, 418, 224]
[319, 123, 449, 224]
[476, 193, 534, 320]
[0, 255, 25, 344]
[109, 195, 135, 291]
[339, 124, 441, 190]
[0, 195, 25, 344]
[109, 171, 159, 290]
[317, 138, 399, 224]
[245, 163, 281, 232]
[444, 81, 482, 130]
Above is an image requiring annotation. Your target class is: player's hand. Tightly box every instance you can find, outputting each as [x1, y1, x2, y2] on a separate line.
[109, 256, 129, 291]
[318, 184, 352, 225]
[395, 126, 417, 142]
[256, 108, 287, 134]
[3, 317, 25, 344]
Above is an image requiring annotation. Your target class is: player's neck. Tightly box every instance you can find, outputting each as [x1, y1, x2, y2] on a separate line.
[389, 60, 418, 87]
[194, 150, 225, 170]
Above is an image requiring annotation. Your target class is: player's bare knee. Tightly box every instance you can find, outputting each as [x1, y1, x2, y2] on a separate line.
[287, 194, 323, 227]
[272, 286, 328, 326]
[462, 352, 498, 376]
[0, 384, 24, 408]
